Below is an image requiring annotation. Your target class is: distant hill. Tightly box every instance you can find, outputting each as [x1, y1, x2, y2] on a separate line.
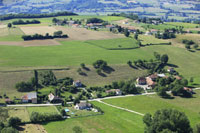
[0, 0, 200, 21]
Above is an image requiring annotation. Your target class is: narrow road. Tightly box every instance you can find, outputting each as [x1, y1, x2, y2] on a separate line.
[96, 99, 144, 116]
[7, 103, 62, 107]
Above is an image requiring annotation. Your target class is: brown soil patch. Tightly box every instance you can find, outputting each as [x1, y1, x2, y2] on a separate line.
[19, 124, 47, 133]
[54, 26, 123, 41]
[0, 39, 61, 47]
[0, 25, 6, 29]
[20, 26, 58, 35]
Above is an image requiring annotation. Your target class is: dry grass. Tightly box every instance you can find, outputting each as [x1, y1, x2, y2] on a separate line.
[54, 64, 147, 86]
[19, 124, 47, 133]
[20, 26, 58, 35]
[170, 34, 200, 48]
[0, 27, 24, 36]
[0, 39, 61, 47]
[7, 107, 30, 122]
[54, 27, 124, 41]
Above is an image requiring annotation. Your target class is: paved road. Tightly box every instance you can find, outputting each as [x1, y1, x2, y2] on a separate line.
[7, 103, 61, 107]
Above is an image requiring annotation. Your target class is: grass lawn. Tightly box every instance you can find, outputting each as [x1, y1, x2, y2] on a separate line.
[7, 107, 30, 122]
[85, 38, 139, 50]
[103, 90, 200, 127]
[139, 35, 169, 45]
[0, 40, 199, 84]
[43, 101, 144, 133]
[27, 106, 59, 115]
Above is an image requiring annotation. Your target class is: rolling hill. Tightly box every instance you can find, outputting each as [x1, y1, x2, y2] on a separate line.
[0, 0, 200, 21]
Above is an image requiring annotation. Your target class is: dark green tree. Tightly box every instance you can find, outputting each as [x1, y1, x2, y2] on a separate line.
[143, 109, 192, 133]
[7, 23, 12, 28]
[8, 117, 21, 127]
[161, 54, 169, 64]
[124, 28, 130, 37]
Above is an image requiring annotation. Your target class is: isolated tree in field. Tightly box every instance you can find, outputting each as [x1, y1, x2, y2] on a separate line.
[7, 23, 12, 28]
[124, 28, 130, 37]
[143, 109, 192, 133]
[161, 54, 169, 64]
[193, 44, 199, 50]
[80, 63, 85, 68]
[190, 77, 194, 83]
[127, 60, 132, 67]
[134, 33, 138, 40]
[185, 44, 191, 50]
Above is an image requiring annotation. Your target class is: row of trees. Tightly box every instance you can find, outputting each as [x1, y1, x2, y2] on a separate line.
[30, 112, 62, 123]
[22, 31, 68, 41]
[155, 31, 176, 39]
[12, 19, 40, 25]
[0, 11, 77, 21]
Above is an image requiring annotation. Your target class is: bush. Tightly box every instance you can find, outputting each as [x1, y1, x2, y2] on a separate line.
[15, 81, 34, 92]
[93, 60, 107, 69]
[8, 117, 21, 127]
[30, 112, 62, 123]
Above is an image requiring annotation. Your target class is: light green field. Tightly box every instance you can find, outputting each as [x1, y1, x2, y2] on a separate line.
[0, 27, 24, 41]
[139, 35, 170, 45]
[166, 22, 199, 28]
[43, 101, 144, 133]
[3, 15, 125, 25]
[0, 40, 199, 84]
[7, 107, 30, 122]
[85, 38, 139, 49]
[103, 89, 200, 127]
[27, 106, 59, 115]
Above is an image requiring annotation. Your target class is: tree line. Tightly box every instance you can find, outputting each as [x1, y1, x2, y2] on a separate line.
[0, 11, 77, 21]
[22, 31, 68, 41]
[12, 19, 40, 25]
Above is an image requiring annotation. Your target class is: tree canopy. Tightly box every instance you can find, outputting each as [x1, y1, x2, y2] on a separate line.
[143, 109, 192, 133]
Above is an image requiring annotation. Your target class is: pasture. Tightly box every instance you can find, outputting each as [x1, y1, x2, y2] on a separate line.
[139, 35, 170, 45]
[103, 89, 200, 127]
[43, 101, 144, 133]
[27, 106, 59, 115]
[20, 26, 58, 35]
[85, 38, 139, 49]
[7, 107, 30, 122]
[0, 40, 199, 84]
[55, 26, 123, 41]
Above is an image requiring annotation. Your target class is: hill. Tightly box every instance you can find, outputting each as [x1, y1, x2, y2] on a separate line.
[0, 0, 200, 21]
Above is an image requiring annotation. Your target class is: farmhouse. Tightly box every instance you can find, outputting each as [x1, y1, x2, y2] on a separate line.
[5, 99, 13, 104]
[72, 24, 80, 28]
[150, 29, 158, 34]
[87, 23, 103, 28]
[21, 92, 37, 104]
[146, 77, 156, 88]
[149, 74, 158, 81]
[75, 102, 92, 110]
[127, 27, 137, 33]
[48, 93, 63, 103]
[168, 67, 175, 73]
[106, 89, 122, 95]
[136, 77, 147, 85]
[73, 80, 82, 87]
[145, 31, 152, 35]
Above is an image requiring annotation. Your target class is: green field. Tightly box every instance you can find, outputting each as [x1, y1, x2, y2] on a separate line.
[85, 38, 139, 50]
[103, 89, 200, 127]
[43, 101, 144, 133]
[2, 15, 125, 25]
[139, 35, 169, 45]
[27, 106, 59, 115]
[0, 40, 199, 84]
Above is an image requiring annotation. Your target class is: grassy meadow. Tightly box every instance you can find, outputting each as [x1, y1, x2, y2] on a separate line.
[27, 106, 59, 115]
[85, 38, 139, 49]
[43, 101, 144, 133]
[103, 89, 200, 127]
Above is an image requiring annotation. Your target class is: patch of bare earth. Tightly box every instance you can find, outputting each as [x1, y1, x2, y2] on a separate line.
[54, 26, 123, 41]
[19, 124, 47, 133]
[20, 26, 58, 35]
[0, 39, 61, 47]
